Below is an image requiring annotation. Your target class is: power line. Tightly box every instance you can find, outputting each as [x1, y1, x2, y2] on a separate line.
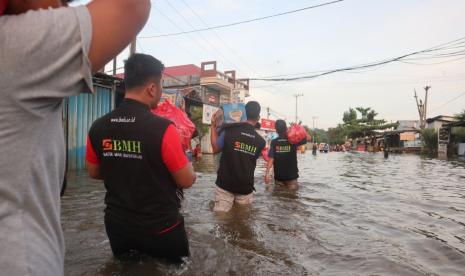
[249, 36, 465, 82]
[152, 7, 219, 60]
[399, 55, 465, 66]
[139, 0, 344, 38]
[178, 0, 261, 77]
[161, 0, 240, 71]
[144, 18, 201, 61]
[176, 0, 284, 98]
[430, 91, 465, 113]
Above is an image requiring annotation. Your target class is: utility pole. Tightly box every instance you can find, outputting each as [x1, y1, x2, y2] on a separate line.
[294, 93, 303, 123]
[424, 85, 430, 124]
[312, 116, 318, 129]
[130, 39, 137, 56]
[267, 107, 270, 119]
[414, 86, 431, 129]
[112, 56, 117, 76]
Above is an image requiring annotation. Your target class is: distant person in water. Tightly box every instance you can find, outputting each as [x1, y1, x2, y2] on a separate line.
[265, 120, 308, 189]
[312, 143, 318, 155]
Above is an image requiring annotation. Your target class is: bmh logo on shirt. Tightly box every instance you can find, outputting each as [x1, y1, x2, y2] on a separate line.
[102, 139, 143, 160]
[275, 145, 291, 153]
[234, 141, 257, 156]
[102, 139, 141, 153]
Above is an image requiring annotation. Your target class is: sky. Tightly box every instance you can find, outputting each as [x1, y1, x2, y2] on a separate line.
[87, 0, 465, 129]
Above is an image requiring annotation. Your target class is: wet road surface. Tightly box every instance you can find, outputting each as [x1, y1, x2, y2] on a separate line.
[62, 152, 465, 275]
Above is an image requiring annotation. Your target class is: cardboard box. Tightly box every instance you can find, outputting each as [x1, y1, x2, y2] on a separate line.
[222, 103, 246, 123]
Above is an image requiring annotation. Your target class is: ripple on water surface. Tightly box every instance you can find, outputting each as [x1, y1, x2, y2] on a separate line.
[63, 153, 465, 275]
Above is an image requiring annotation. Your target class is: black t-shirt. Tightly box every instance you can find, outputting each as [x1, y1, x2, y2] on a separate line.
[216, 123, 266, 195]
[88, 99, 181, 228]
[269, 136, 306, 181]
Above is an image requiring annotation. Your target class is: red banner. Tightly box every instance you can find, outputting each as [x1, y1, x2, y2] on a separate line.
[261, 119, 276, 131]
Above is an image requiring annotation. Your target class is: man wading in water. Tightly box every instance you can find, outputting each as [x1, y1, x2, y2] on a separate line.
[0, 0, 149, 275]
[86, 54, 196, 262]
[264, 120, 308, 189]
[210, 101, 266, 212]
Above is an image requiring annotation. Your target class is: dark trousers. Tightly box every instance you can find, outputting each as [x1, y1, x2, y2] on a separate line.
[104, 216, 189, 262]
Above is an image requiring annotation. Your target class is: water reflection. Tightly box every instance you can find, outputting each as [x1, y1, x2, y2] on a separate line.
[63, 153, 465, 275]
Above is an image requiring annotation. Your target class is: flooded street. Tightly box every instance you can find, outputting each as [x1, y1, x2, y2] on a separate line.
[62, 153, 465, 275]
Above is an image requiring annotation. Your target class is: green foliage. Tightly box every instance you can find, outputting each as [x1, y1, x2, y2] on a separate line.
[342, 108, 357, 125]
[421, 128, 438, 155]
[340, 107, 396, 139]
[327, 127, 346, 145]
[304, 125, 328, 143]
[190, 106, 209, 140]
[451, 127, 465, 143]
[455, 109, 465, 121]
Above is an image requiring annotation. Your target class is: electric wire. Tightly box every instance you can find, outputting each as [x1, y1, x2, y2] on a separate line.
[430, 91, 465, 113]
[161, 0, 242, 71]
[139, 0, 344, 38]
[249, 36, 465, 82]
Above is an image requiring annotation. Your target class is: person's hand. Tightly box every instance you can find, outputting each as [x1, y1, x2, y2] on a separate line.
[211, 109, 221, 128]
[264, 173, 270, 184]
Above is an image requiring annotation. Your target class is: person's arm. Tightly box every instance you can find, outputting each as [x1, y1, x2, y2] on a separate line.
[162, 125, 196, 189]
[86, 0, 150, 73]
[86, 162, 102, 179]
[298, 136, 309, 146]
[264, 157, 274, 184]
[85, 136, 102, 179]
[171, 163, 196, 189]
[210, 110, 224, 154]
[264, 142, 275, 184]
[211, 128, 225, 154]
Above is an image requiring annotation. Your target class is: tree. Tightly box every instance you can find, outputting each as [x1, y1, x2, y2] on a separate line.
[421, 129, 438, 155]
[343, 108, 357, 125]
[327, 126, 346, 145]
[189, 106, 209, 142]
[455, 109, 465, 121]
[340, 107, 396, 139]
[355, 107, 371, 121]
[304, 125, 328, 143]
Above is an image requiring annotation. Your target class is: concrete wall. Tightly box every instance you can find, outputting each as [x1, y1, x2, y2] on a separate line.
[201, 127, 214, 154]
[459, 143, 465, 156]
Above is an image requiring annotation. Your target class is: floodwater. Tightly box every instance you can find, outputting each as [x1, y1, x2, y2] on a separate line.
[62, 153, 465, 275]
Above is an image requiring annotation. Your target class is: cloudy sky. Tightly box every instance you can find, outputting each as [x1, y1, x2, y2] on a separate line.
[95, 0, 465, 129]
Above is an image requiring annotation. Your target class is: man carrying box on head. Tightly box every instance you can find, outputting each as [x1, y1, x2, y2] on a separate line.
[210, 101, 266, 212]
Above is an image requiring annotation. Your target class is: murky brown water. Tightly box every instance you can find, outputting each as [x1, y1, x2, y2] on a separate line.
[62, 153, 465, 275]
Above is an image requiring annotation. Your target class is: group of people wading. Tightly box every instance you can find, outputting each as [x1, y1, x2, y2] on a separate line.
[85, 54, 309, 262]
[0, 1, 308, 274]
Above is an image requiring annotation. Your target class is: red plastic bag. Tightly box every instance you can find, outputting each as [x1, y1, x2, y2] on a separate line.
[287, 124, 307, 145]
[152, 100, 195, 151]
[0, 0, 7, 16]
[262, 147, 270, 162]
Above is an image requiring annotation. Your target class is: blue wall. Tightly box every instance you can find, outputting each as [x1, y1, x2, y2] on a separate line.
[66, 86, 113, 170]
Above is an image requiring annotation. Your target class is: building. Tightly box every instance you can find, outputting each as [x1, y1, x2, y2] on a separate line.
[116, 61, 251, 154]
[163, 61, 250, 106]
[63, 73, 121, 170]
[426, 115, 457, 131]
[382, 120, 421, 153]
[163, 61, 250, 153]
[397, 120, 420, 131]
